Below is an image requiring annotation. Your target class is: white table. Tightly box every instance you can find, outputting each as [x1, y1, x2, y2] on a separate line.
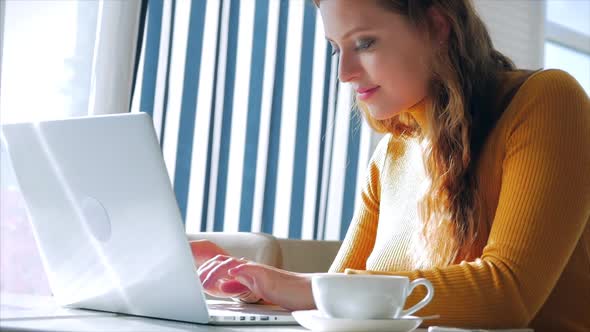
[2, 293, 534, 332]
[0, 293, 303, 331]
[1, 293, 430, 332]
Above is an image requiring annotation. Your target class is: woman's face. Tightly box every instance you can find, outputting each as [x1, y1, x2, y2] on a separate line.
[319, 0, 434, 120]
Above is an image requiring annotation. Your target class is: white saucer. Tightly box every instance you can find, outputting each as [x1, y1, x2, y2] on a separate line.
[292, 310, 423, 332]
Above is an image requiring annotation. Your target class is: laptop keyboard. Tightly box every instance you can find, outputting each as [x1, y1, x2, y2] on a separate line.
[207, 302, 296, 324]
[207, 301, 290, 316]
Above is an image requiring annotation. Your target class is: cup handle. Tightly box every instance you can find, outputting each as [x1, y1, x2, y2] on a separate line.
[400, 278, 434, 317]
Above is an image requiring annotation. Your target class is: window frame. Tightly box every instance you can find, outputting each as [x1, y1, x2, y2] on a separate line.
[545, 20, 590, 56]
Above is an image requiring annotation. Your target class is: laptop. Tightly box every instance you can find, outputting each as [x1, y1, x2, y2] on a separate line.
[0, 113, 297, 325]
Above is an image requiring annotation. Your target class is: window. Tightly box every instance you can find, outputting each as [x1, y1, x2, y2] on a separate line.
[0, 0, 139, 295]
[0, 0, 100, 296]
[544, 0, 590, 94]
[0, 1, 97, 123]
[131, 0, 376, 240]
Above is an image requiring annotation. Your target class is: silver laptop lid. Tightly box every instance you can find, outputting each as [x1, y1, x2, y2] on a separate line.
[1, 113, 211, 323]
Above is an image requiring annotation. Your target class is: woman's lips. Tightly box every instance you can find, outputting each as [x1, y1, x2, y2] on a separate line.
[356, 86, 380, 101]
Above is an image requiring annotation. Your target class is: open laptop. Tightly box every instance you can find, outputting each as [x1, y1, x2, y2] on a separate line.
[0, 113, 297, 325]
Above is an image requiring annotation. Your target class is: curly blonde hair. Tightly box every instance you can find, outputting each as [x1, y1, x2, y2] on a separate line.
[316, 0, 515, 268]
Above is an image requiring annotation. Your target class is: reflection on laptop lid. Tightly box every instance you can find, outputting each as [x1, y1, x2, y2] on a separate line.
[1, 113, 296, 325]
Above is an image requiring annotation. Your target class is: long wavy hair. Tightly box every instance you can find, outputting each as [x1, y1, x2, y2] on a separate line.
[315, 0, 515, 268]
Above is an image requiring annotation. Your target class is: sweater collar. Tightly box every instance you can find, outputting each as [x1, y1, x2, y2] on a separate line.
[406, 99, 429, 134]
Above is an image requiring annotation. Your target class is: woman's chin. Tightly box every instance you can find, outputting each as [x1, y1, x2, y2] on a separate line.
[368, 109, 399, 121]
[362, 102, 403, 121]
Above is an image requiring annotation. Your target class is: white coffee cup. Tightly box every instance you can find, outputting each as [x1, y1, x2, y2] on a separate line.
[311, 274, 434, 320]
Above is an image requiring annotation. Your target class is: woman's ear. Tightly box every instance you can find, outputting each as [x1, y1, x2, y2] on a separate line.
[427, 7, 451, 45]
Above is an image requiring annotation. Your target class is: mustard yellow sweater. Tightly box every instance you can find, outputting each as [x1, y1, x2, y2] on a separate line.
[329, 70, 590, 331]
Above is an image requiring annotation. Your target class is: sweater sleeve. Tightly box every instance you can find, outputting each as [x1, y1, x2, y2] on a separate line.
[328, 135, 390, 273]
[345, 70, 590, 328]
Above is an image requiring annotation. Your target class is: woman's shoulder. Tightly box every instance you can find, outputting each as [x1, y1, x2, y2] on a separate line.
[498, 69, 589, 130]
[505, 69, 588, 107]
[518, 68, 586, 95]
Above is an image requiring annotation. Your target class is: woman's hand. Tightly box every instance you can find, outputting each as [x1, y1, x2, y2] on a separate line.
[189, 239, 230, 267]
[228, 262, 316, 311]
[197, 255, 252, 300]
[198, 255, 316, 311]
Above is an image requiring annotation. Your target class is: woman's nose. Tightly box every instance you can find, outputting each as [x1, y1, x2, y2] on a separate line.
[337, 52, 360, 83]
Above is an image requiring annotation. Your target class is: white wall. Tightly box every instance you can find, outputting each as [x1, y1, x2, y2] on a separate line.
[474, 0, 545, 69]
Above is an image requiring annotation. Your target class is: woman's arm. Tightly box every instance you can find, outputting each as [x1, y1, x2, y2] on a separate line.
[198, 254, 327, 310]
[226, 263, 321, 310]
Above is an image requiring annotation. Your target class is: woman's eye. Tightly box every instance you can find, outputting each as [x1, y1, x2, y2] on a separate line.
[328, 38, 373, 56]
[355, 38, 375, 51]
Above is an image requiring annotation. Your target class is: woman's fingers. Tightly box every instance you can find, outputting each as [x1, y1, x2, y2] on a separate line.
[196, 255, 269, 300]
[228, 264, 271, 298]
[189, 240, 229, 267]
[228, 263, 312, 310]
[227, 263, 265, 281]
[225, 264, 265, 304]
[201, 257, 248, 297]
[218, 279, 250, 295]
[197, 255, 228, 284]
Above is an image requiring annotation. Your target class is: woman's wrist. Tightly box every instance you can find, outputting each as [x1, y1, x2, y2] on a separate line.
[289, 273, 316, 310]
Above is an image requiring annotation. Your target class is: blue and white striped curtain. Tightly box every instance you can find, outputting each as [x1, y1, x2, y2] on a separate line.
[131, 0, 378, 240]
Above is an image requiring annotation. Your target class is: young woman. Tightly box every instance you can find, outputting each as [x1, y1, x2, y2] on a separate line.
[191, 1, 590, 330]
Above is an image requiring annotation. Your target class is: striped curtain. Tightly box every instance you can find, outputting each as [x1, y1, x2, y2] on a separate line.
[131, 0, 379, 240]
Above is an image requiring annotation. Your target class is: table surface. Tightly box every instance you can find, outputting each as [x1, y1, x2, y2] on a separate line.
[1, 292, 429, 332]
[1, 293, 535, 332]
